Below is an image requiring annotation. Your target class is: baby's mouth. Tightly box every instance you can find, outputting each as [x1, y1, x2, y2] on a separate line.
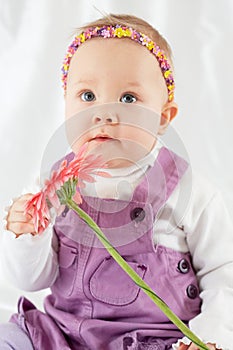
[90, 134, 115, 143]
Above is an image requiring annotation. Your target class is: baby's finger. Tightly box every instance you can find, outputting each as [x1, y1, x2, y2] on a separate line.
[179, 343, 199, 350]
[7, 221, 36, 235]
[177, 343, 189, 350]
[19, 193, 35, 200]
[10, 196, 34, 212]
[7, 211, 33, 223]
[206, 343, 218, 350]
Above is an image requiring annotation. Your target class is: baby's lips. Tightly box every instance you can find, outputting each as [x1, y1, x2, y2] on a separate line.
[90, 136, 113, 142]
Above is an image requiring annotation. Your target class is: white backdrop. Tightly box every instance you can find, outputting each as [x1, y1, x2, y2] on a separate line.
[0, 0, 233, 322]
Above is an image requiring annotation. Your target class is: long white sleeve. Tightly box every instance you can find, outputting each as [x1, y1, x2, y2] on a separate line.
[0, 225, 59, 292]
[158, 171, 233, 349]
[186, 189, 233, 348]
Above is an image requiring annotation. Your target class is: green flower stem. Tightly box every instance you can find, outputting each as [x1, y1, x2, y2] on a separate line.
[66, 198, 209, 350]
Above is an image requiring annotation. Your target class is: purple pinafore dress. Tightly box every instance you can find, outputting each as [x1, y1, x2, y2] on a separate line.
[11, 147, 201, 350]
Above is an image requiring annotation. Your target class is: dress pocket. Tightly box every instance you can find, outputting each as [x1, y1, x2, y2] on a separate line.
[89, 256, 147, 306]
[53, 242, 78, 297]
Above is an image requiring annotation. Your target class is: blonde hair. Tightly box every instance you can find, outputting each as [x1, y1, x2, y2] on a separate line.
[77, 13, 173, 65]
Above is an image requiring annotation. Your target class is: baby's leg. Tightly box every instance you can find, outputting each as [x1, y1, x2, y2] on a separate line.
[0, 323, 34, 349]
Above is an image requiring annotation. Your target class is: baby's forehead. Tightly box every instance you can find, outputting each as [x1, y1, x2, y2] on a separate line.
[70, 37, 157, 71]
[68, 37, 162, 81]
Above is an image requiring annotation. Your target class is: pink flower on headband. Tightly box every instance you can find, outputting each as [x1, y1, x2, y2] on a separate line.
[25, 145, 109, 233]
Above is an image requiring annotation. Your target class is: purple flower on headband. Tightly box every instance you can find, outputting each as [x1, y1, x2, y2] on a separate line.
[139, 34, 149, 46]
[73, 37, 81, 47]
[97, 28, 104, 35]
[160, 61, 170, 71]
[68, 46, 76, 55]
[131, 31, 141, 42]
[101, 28, 111, 38]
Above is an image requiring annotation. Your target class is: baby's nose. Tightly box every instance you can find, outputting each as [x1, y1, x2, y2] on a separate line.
[92, 113, 118, 125]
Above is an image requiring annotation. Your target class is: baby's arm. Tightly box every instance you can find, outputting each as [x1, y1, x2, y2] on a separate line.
[166, 172, 232, 350]
[1, 194, 59, 291]
[183, 180, 233, 349]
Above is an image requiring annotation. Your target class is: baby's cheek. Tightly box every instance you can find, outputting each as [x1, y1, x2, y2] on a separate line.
[121, 125, 156, 152]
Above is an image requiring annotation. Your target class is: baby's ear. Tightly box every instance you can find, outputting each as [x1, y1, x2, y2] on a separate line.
[158, 101, 178, 135]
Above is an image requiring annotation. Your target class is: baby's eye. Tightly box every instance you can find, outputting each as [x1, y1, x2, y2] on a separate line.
[120, 93, 137, 104]
[81, 91, 96, 102]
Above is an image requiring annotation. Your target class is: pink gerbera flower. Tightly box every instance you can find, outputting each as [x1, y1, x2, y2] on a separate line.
[24, 145, 109, 233]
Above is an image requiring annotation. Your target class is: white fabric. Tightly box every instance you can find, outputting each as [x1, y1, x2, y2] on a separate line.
[1, 151, 233, 349]
[81, 140, 161, 200]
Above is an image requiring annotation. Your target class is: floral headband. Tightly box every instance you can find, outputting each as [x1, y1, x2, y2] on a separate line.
[61, 25, 175, 102]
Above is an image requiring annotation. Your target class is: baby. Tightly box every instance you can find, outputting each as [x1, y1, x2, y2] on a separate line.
[1, 13, 233, 350]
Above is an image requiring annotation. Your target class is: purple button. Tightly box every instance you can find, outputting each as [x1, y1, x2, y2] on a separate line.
[62, 206, 69, 217]
[130, 207, 145, 222]
[177, 259, 190, 274]
[186, 284, 198, 299]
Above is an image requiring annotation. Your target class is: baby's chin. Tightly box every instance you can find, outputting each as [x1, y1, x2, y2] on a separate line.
[70, 137, 154, 169]
[70, 144, 132, 170]
[105, 159, 136, 169]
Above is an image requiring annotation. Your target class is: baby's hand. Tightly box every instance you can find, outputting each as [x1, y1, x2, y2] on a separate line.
[6, 194, 37, 237]
[177, 342, 221, 350]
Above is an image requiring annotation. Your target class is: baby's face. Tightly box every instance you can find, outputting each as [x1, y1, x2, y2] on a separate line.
[65, 38, 175, 167]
